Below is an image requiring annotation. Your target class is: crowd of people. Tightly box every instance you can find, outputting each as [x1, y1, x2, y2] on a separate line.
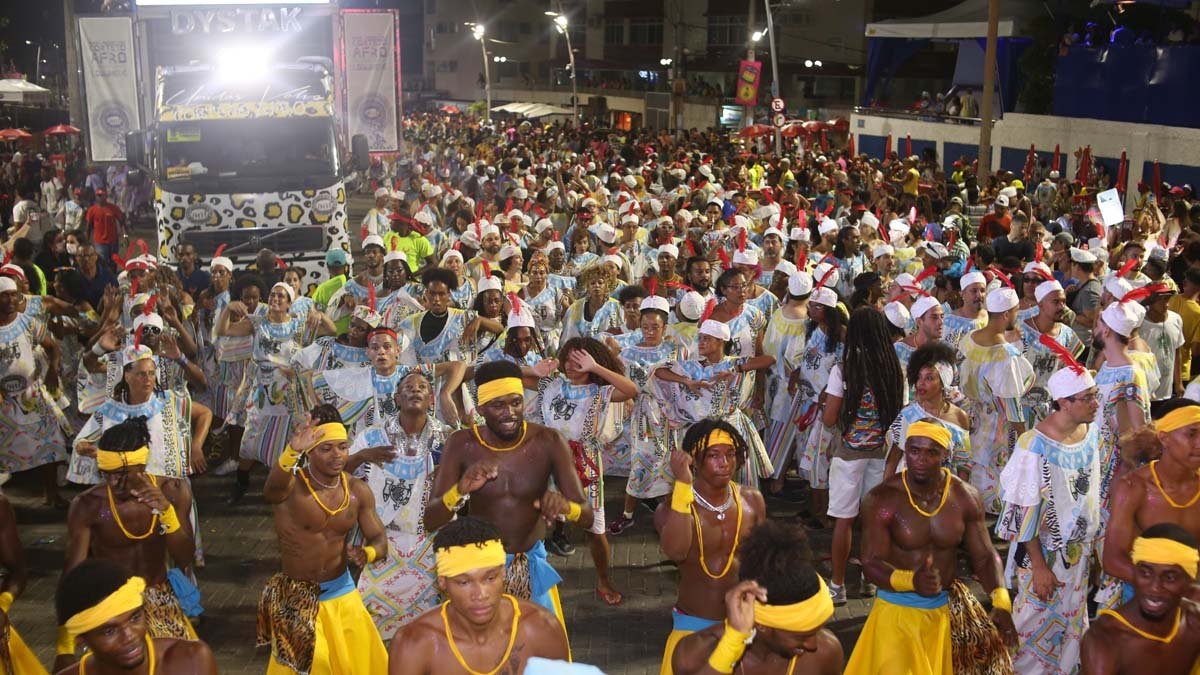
[0, 110, 1197, 674]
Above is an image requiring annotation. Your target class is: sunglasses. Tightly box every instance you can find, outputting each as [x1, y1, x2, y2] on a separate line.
[139, 325, 163, 335]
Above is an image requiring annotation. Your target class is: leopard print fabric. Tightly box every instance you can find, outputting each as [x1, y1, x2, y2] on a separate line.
[256, 573, 321, 675]
[948, 580, 1015, 675]
[145, 580, 195, 640]
[0, 624, 12, 675]
[505, 552, 532, 601]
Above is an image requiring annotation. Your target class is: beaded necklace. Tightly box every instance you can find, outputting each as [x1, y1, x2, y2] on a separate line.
[901, 468, 952, 517]
[472, 423, 527, 452]
[1149, 460, 1200, 509]
[692, 484, 743, 579]
[441, 595, 520, 675]
[298, 470, 350, 517]
[107, 474, 159, 540]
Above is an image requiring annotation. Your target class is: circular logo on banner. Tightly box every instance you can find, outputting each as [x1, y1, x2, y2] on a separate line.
[185, 202, 213, 225]
[354, 94, 390, 147]
[95, 101, 132, 155]
[312, 192, 336, 217]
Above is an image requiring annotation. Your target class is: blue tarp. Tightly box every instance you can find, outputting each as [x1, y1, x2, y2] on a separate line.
[1054, 45, 1200, 128]
[863, 37, 1027, 112]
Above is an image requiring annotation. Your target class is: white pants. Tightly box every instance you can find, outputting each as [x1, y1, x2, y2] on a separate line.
[827, 457, 886, 519]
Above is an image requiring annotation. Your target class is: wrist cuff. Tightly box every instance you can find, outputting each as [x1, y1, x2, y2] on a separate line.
[990, 587, 1012, 613]
[706, 622, 750, 674]
[363, 545, 379, 564]
[0, 591, 12, 613]
[442, 484, 464, 511]
[159, 505, 182, 534]
[890, 569, 915, 592]
[670, 481, 694, 514]
[278, 445, 302, 473]
[565, 501, 582, 522]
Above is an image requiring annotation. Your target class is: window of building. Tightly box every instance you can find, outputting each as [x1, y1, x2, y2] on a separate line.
[707, 15, 746, 47]
[605, 19, 624, 45]
[629, 18, 663, 45]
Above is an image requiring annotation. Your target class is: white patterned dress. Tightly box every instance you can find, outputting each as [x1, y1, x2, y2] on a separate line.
[611, 341, 682, 498]
[1018, 320, 1084, 427]
[0, 312, 68, 472]
[238, 314, 306, 466]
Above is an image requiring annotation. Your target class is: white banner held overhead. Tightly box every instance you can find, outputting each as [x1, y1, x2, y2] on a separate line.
[342, 11, 399, 152]
[78, 16, 141, 162]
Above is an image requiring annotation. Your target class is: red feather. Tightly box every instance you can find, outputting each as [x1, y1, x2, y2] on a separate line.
[1118, 257, 1139, 277]
[1121, 284, 1169, 304]
[1035, 242, 1044, 263]
[796, 209, 809, 229]
[214, 244, 228, 258]
[125, 241, 139, 260]
[816, 264, 838, 289]
[822, 201, 834, 217]
[1039, 333, 1085, 374]
[482, 260, 492, 278]
[716, 248, 731, 270]
[275, 257, 287, 270]
[898, 284, 931, 298]
[129, 277, 139, 298]
[738, 229, 747, 252]
[1, 251, 10, 266]
[646, 277, 658, 297]
[995, 271, 1015, 288]
[913, 265, 939, 285]
[367, 283, 377, 312]
[133, 324, 145, 350]
[759, 188, 775, 206]
[507, 292, 521, 315]
[360, 224, 369, 241]
[136, 239, 149, 257]
[685, 240, 697, 258]
[112, 254, 126, 271]
[948, 230, 958, 247]
[700, 298, 717, 324]
[908, 207, 917, 225]
[504, 197, 513, 214]
[143, 293, 158, 316]
[552, 230, 561, 242]
[965, 256, 975, 273]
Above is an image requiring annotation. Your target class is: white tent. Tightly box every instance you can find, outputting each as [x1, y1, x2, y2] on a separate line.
[490, 102, 573, 118]
[865, 0, 1041, 39]
[0, 79, 51, 104]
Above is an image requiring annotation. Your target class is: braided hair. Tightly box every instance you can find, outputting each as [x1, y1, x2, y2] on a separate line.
[840, 307, 904, 433]
[738, 521, 821, 605]
[97, 416, 151, 453]
[680, 419, 747, 470]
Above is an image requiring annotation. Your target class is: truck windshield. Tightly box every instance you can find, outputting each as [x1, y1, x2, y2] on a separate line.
[160, 117, 338, 182]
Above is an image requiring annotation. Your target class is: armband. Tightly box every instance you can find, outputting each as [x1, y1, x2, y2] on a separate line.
[175, 353, 189, 367]
[441, 484, 467, 512]
[91, 342, 107, 356]
[158, 505, 182, 535]
[890, 569, 915, 592]
[56, 625, 75, 656]
[278, 444, 302, 473]
[0, 592, 12, 613]
[565, 501, 582, 523]
[363, 545, 379, 564]
[706, 622, 751, 674]
[670, 481, 694, 514]
[990, 587, 1012, 613]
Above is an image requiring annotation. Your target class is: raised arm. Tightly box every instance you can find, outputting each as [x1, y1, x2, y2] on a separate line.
[215, 301, 253, 337]
[347, 479, 388, 568]
[571, 349, 638, 402]
[654, 450, 697, 563]
[263, 415, 322, 505]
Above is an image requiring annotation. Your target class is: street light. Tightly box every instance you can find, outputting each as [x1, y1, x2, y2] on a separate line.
[659, 58, 673, 67]
[25, 40, 42, 84]
[751, 30, 764, 42]
[545, 6, 578, 128]
[468, 23, 491, 122]
[492, 56, 507, 63]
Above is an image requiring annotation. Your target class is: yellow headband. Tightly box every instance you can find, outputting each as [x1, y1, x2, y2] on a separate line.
[64, 576, 146, 636]
[705, 429, 736, 449]
[436, 540, 507, 578]
[95, 446, 150, 472]
[309, 423, 348, 452]
[754, 576, 835, 633]
[1155, 406, 1200, 434]
[906, 421, 951, 450]
[1131, 537, 1198, 579]
[476, 377, 524, 406]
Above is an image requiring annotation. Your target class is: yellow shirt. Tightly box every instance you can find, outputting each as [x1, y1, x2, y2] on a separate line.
[1168, 294, 1200, 382]
[903, 167, 920, 196]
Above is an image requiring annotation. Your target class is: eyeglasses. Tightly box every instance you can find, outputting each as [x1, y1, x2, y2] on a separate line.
[1065, 391, 1100, 403]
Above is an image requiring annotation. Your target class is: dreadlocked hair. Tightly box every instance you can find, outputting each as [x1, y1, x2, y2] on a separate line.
[840, 307, 905, 432]
[737, 521, 821, 605]
[906, 340, 958, 389]
[309, 403, 345, 426]
[680, 419, 747, 469]
[558, 336, 624, 385]
[503, 325, 543, 359]
[97, 416, 152, 453]
[432, 515, 503, 552]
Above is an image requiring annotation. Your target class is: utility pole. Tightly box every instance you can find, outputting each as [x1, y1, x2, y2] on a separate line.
[977, 0, 999, 181]
[743, 0, 757, 129]
[64, 0, 84, 129]
[553, 1, 578, 128]
[763, 0, 781, 155]
[472, 24, 491, 122]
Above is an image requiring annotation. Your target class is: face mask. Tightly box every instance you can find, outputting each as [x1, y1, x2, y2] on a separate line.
[66, 243, 78, 255]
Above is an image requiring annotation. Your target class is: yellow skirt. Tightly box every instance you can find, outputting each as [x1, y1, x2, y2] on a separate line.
[844, 593, 952, 675]
[659, 629, 690, 675]
[7, 626, 48, 675]
[660, 609, 721, 675]
[266, 589, 388, 675]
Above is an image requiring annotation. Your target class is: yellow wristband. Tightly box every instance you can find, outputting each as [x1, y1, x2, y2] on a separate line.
[278, 444, 302, 472]
[159, 504, 182, 534]
[706, 621, 750, 674]
[990, 587, 1012, 613]
[0, 592, 12, 613]
[363, 545, 378, 564]
[56, 625, 75, 656]
[671, 481, 694, 514]
[442, 483, 463, 511]
[566, 501, 582, 522]
[890, 569, 915, 592]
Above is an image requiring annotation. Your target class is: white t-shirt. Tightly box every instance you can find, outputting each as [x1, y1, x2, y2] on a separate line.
[11, 199, 34, 225]
[827, 363, 844, 397]
[41, 177, 63, 215]
[1140, 311, 1185, 400]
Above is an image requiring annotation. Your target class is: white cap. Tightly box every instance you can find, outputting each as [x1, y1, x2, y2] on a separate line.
[1047, 366, 1096, 401]
[640, 296, 670, 314]
[210, 255, 233, 273]
[620, 213, 640, 227]
[811, 287, 838, 308]
[498, 244, 522, 261]
[603, 254, 624, 269]
[895, 272, 916, 290]
[1069, 247, 1098, 264]
[0, 277, 17, 294]
[421, 183, 443, 198]
[699, 319, 731, 341]
[657, 244, 679, 260]
[818, 218, 839, 237]
[960, 271, 986, 290]
[884, 301, 911, 330]
[789, 227, 811, 243]
[676, 209, 695, 223]
[373, 187, 391, 199]
[480, 224, 501, 239]
[1035, 280, 1065, 303]
[812, 262, 840, 289]
[872, 244, 894, 260]
[995, 194, 1010, 208]
[271, 281, 296, 302]
[788, 271, 814, 297]
[986, 287, 1019, 313]
[590, 222, 618, 244]
[911, 295, 941, 319]
[132, 312, 164, 332]
[763, 227, 786, 241]
[1101, 300, 1146, 338]
[477, 276, 504, 294]
[362, 234, 386, 251]
[535, 218, 555, 234]
[678, 291, 706, 321]
[923, 242, 949, 259]
[623, 175, 638, 189]
[732, 249, 759, 266]
[507, 297, 536, 329]
[545, 241, 566, 254]
[384, 248, 408, 265]
[889, 220, 910, 245]
[1104, 274, 1133, 301]
[1023, 261, 1053, 277]
[441, 249, 464, 264]
[860, 211, 880, 230]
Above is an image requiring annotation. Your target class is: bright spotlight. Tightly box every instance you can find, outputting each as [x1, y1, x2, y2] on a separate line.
[804, 59, 814, 68]
[751, 31, 763, 42]
[217, 46, 270, 81]
[472, 25, 485, 40]
[814, 60, 823, 67]
[554, 15, 568, 29]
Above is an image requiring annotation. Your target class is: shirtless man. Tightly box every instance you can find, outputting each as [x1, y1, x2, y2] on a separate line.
[389, 516, 569, 674]
[258, 406, 389, 674]
[654, 420, 767, 675]
[54, 559, 216, 674]
[60, 417, 197, 671]
[0, 494, 47, 675]
[1081, 524, 1200, 675]
[425, 360, 591, 632]
[671, 521, 842, 675]
[845, 420, 1016, 674]
[1105, 400, 1200, 604]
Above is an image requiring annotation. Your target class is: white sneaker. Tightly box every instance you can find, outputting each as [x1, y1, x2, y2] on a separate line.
[211, 458, 239, 476]
[828, 581, 846, 606]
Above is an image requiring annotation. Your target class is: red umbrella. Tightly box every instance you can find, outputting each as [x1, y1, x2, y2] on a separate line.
[884, 134, 892, 160]
[905, 134, 913, 157]
[738, 124, 774, 139]
[44, 124, 81, 136]
[801, 120, 829, 134]
[439, 104, 461, 114]
[1052, 144, 1061, 173]
[826, 117, 849, 131]
[848, 134, 855, 156]
[780, 122, 807, 138]
[0, 128, 32, 141]
[1023, 144, 1036, 183]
